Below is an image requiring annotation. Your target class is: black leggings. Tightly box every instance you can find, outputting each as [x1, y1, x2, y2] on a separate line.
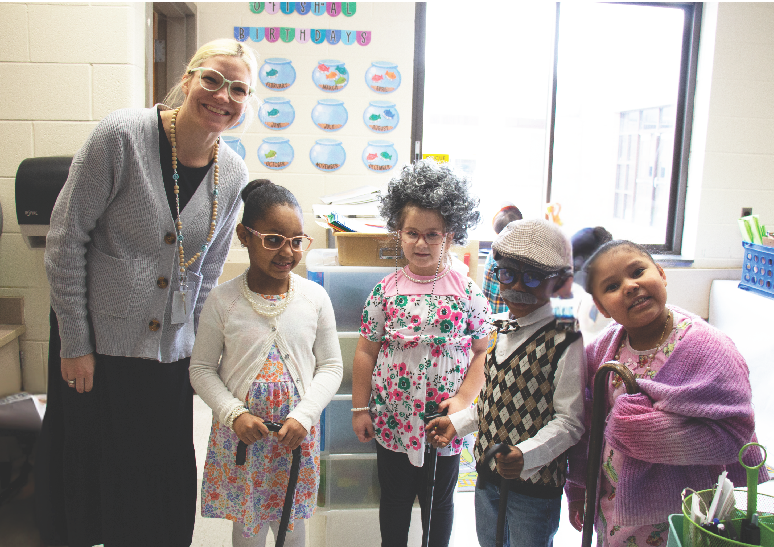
[376, 442, 460, 547]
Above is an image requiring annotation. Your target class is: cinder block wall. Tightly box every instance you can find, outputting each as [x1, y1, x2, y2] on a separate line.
[0, 2, 147, 393]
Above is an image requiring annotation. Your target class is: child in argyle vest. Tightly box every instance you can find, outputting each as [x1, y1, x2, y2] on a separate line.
[428, 218, 588, 547]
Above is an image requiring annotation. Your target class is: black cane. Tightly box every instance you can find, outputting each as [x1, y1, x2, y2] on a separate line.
[422, 410, 448, 547]
[482, 443, 512, 547]
[235, 420, 302, 547]
[581, 362, 639, 547]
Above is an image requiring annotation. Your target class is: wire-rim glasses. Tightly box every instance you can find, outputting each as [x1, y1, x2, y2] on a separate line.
[493, 266, 559, 288]
[244, 226, 313, 252]
[188, 67, 255, 103]
[398, 230, 447, 246]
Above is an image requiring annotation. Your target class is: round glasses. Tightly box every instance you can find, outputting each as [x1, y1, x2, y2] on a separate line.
[398, 230, 447, 246]
[493, 266, 559, 288]
[244, 226, 313, 252]
[188, 67, 255, 103]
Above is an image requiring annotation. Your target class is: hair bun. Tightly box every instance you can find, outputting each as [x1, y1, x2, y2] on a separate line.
[241, 179, 273, 202]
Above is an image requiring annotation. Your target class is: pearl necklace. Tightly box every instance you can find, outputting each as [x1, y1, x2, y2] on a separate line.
[613, 310, 672, 387]
[171, 107, 220, 286]
[401, 265, 450, 284]
[240, 269, 295, 317]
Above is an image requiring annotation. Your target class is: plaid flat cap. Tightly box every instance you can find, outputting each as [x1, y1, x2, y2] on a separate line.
[492, 219, 573, 272]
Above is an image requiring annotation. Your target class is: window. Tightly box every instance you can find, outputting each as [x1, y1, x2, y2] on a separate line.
[415, 2, 701, 253]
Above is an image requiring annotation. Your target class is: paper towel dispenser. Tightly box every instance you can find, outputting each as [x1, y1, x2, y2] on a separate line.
[15, 156, 73, 249]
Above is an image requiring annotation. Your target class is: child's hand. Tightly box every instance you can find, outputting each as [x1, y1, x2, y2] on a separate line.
[278, 418, 307, 450]
[438, 395, 469, 416]
[352, 411, 375, 443]
[568, 499, 585, 531]
[233, 413, 270, 445]
[495, 446, 524, 479]
[426, 416, 457, 448]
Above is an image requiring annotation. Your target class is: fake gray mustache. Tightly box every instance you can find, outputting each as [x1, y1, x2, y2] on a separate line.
[500, 289, 538, 305]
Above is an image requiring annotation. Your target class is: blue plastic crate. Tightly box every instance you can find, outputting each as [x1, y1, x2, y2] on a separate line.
[740, 242, 774, 299]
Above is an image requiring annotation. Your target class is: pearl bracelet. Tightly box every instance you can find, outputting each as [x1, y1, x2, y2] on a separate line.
[224, 406, 250, 430]
[351, 406, 370, 412]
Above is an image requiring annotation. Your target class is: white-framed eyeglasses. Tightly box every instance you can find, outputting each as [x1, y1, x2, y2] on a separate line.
[244, 226, 313, 252]
[398, 230, 448, 246]
[188, 67, 255, 103]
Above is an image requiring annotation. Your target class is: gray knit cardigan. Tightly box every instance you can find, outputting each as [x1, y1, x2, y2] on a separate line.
[45, 106, 248, 363]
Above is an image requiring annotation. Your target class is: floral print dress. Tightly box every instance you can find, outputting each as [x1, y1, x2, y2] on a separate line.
[360, 270, 490, 467]
[201, 293, 321, 538]
[596, 307, 693, 547]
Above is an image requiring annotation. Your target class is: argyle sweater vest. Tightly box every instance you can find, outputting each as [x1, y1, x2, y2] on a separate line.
[474, 319, 580, 491]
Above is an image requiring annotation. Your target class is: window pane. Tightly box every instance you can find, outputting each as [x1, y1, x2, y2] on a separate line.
[422, 3, 556, 241]
[550, 3, 685, 245]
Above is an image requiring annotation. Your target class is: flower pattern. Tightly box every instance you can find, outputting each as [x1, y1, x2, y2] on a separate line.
[201, 294, 320, 538]
[360, 274, 490, 467]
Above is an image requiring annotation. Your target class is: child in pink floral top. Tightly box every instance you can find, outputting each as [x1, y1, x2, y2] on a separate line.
[351, 160, 490, 547]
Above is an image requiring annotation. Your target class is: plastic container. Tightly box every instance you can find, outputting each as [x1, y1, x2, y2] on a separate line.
[320, 394, 376, 454]
[313, 60, 349, 92]
[362, 140, 398, 172]
[257, 137, 294, 170]
[336, 332, 358, 394]
[667, 514, 683, 547]
[259, 57, 296, 90]
[318, 454, 380, 508]
[311, 99, 348, 132]
[365, 61, 401, 93]
[363, 101, 399, 133]
[740, 241, 774, 299]
[258, 97, 295, 130]
[306, 249, 395, 330]
[310, 138, 346, 172]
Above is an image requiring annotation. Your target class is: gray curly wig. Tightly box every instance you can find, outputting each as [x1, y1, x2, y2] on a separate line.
[379, 159, 481, 245]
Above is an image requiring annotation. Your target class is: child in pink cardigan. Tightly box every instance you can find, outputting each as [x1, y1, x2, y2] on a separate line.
[565, 240, 768, 547]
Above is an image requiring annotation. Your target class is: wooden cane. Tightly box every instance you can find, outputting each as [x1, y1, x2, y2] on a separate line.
[581, 362, 639, 547]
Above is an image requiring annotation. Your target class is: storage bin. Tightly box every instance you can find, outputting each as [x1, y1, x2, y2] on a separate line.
[321, 394, 376, 454]
[337, 332, 358, 394]
[667, 513, 683, 547]
[740, 242, 774, 299]
[306, 250, 395, 331]
[334, 232, 406, 267]
[681, 488, 774, 547]
[318, 454, 380, 508]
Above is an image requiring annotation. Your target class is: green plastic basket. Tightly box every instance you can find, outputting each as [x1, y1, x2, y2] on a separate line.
[681, 489, 774, 547]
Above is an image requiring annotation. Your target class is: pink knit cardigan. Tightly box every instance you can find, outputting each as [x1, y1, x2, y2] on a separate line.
[565, 306, 768, 526]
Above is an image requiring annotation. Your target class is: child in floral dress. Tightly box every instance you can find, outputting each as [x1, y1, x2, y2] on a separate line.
[190, 180, 342, 546]
[565, 240, 768, 547]
[351, 159, 490, 547]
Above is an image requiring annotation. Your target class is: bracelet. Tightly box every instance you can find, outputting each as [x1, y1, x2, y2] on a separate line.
[351, 406, 370, 412]
[224, 406, 250, 430]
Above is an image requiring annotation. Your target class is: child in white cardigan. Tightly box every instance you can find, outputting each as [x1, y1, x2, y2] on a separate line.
[190, 180, 342, 547]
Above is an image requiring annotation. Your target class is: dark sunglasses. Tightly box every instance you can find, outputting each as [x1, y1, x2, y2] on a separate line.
[493, 266, 560, 288]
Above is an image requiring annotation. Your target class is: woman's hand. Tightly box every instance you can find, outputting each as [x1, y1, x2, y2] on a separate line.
[233, 413, 269, 445]
[278, 418, 307, 450]
[495, 446, 525, 479]
[426, 416, 457, 448]
[569, 499, 585, 531]
[61, 354, 95, 393]
[352, 410, 375, 443]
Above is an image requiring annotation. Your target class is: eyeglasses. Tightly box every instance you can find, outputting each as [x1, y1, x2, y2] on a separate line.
[188, 67, 255, 103]
[398, 230, 448, 246]
[244, 226, 313, 252]
[493, 266, 560, 288]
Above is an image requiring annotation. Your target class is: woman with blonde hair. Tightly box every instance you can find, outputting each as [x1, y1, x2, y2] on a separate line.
[36, 38, 259, 547]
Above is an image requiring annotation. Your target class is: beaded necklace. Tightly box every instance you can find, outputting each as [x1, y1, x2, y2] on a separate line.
[170, 107, 220, 287]
[612, 309, 672, 387]
[240, 268, 296, 317]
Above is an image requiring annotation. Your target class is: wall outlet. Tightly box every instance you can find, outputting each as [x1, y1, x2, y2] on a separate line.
[742, 207, 753, 217]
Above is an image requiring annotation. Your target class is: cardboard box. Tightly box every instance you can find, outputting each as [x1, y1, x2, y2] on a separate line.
[763, 236, 774, 247]
[334, 232, 407, 267]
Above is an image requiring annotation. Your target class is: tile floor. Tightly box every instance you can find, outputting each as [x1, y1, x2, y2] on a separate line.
[1, 396, 771, 546]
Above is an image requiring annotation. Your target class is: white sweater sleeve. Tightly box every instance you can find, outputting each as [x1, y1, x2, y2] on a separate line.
[189, 291, 246, 424]
[287, 290, 343, 432]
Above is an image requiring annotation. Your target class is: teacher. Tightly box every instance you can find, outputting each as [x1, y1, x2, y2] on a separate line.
[36, 38, 258, 547]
